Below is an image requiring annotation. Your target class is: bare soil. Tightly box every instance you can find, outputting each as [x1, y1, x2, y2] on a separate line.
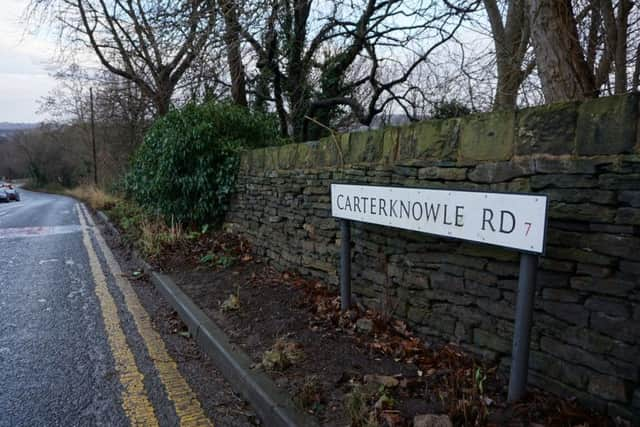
[151, 232, 614, 427]
[101, 216, 616, 427]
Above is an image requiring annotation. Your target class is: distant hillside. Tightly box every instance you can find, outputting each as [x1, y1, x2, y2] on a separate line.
[0, 122, 39, 131]
[0, 122, 39, 143]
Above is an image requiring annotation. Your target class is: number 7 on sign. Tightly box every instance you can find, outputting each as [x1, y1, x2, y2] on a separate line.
[524, 222, 532, 236]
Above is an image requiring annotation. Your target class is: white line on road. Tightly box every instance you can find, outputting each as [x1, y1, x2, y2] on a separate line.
[0, 203, 23, 216]
[0, 225, 82, 239]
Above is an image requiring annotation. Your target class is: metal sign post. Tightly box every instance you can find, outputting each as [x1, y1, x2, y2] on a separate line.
[507, 252, 539, 401]
[340, 219, 351, 311]
[331, 184, 549, 400]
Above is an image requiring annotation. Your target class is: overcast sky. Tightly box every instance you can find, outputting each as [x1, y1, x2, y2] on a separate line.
[0, 1, 494, 124]
[0, 0, 59, 123]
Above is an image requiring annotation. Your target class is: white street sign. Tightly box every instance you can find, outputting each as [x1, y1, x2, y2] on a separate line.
[331, 184, 548, 254]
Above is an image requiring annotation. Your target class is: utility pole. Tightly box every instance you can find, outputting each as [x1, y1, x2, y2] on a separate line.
[90, 87, 98, 186]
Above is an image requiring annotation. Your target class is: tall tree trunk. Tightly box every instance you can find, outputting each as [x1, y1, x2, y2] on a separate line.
[527, 0, 597, 103]
[614, 0, 632, 93]
[253, 68, 271, 113]
[285, 0, 312, 142]
[493, 48, 525, 111]
[220, 0, 248, 106]
[485, 0, 530, 111]
[155, 92, 172, 116]
[494, 65, 521, 110]
[273, 68, 289, 137]
[633, 42, 640, 91]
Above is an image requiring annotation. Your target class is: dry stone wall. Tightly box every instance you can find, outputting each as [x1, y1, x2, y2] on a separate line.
[225, 94, 640, 419]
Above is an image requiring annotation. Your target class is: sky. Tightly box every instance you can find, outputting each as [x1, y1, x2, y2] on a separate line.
[0, 0, 59, 123]
[0, 1, 494, 124]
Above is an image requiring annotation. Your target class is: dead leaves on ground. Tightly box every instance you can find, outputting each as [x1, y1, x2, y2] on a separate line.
[245, 268, 613, 427]
[260, 337, 305, 371]
[159, 228, 615, 426]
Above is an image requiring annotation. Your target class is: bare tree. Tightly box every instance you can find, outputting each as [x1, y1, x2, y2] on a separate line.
[526, 0, 596, 102]
[37, 63, 152, 184]
[219, 0, 248, 106]
[239, 0, 478, 141]
[30, 0, 217, 116]
[526, 0, 639, 103]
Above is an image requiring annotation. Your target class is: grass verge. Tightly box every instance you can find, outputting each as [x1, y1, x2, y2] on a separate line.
[65, 185, 119, 211]
[31, 183, 187, 260]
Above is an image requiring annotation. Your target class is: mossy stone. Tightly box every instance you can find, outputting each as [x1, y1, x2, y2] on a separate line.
[250, 148, 266, 171]
[295, 141, 315, 169]
[468, 159, 533, 183]
[346, 129, 384, 164]
[239, 150, 251, 172]
[337, 132, 350, 165]
[263, 146, 279, 170]
[414, 118, 460, 160]
[459, 111, 514, 162]
[382, 126, 400, 164]
[516, 101, 579, 155]
[276, 143, 299, 169]
[313, 137, 340, 167]
[576, 93, 639, 155]
[397, 123, 418, 160]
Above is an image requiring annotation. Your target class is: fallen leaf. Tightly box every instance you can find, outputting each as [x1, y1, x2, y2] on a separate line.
[363, 374, 400, 388]
[221, 294, 240, 312]
[380, 410, 403, 427]
[374, 394, 394, 410]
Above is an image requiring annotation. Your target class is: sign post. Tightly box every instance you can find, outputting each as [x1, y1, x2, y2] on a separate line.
[331, 184, 548, 401]
[340, 219, 351, 311]
[508, 252, 539, 401]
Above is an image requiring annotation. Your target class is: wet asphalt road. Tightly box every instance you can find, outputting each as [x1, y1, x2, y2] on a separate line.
[0, 190, 127, 426]
[0, 190, 215, 426]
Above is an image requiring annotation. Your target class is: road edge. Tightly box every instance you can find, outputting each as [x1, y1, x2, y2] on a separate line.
[96, 210, 318, 427]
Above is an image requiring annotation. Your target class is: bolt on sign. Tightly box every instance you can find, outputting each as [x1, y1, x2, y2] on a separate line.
[331, 184, 548, 254]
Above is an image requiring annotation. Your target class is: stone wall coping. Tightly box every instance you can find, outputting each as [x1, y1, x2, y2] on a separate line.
[239, 93, 640, 173]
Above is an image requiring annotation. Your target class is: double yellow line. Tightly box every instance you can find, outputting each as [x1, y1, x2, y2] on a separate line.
[76, 204, 213, 426]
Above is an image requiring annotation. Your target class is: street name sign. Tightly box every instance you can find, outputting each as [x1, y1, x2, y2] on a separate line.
[331, 184, 548, 254]
[331, 183, 549, 402]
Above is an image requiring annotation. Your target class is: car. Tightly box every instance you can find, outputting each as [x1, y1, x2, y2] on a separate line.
[0, 189, 8, 203]
[0, 184, 19, 201]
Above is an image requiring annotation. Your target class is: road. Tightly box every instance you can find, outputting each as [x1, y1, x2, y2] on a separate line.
[0, 190, 229, 426]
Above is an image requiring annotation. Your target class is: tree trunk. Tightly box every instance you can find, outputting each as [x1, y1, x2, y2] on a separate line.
[285, 0, 312, 142]
[485, 0, 529, 111]
[527, 0, 597, 103]
[220, 0, 248, 106]
[614, 0, 632, 93]
[154, 82, 173, 116]
[633, 42, 640, 91]
[494, 63, 521, 110]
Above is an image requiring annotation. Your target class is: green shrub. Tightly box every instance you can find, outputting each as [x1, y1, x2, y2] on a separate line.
[106, 199, 146, 241]
[125, 102, 281, 225]
[430, 99, 472, 120]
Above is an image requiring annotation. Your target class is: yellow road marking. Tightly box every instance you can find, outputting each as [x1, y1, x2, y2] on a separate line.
[76, 204, 159, 426]
[80, 204, 213, 427]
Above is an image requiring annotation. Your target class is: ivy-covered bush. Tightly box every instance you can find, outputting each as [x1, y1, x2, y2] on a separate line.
[430, 100, 472, 120]
[125, 102, 281, 225]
